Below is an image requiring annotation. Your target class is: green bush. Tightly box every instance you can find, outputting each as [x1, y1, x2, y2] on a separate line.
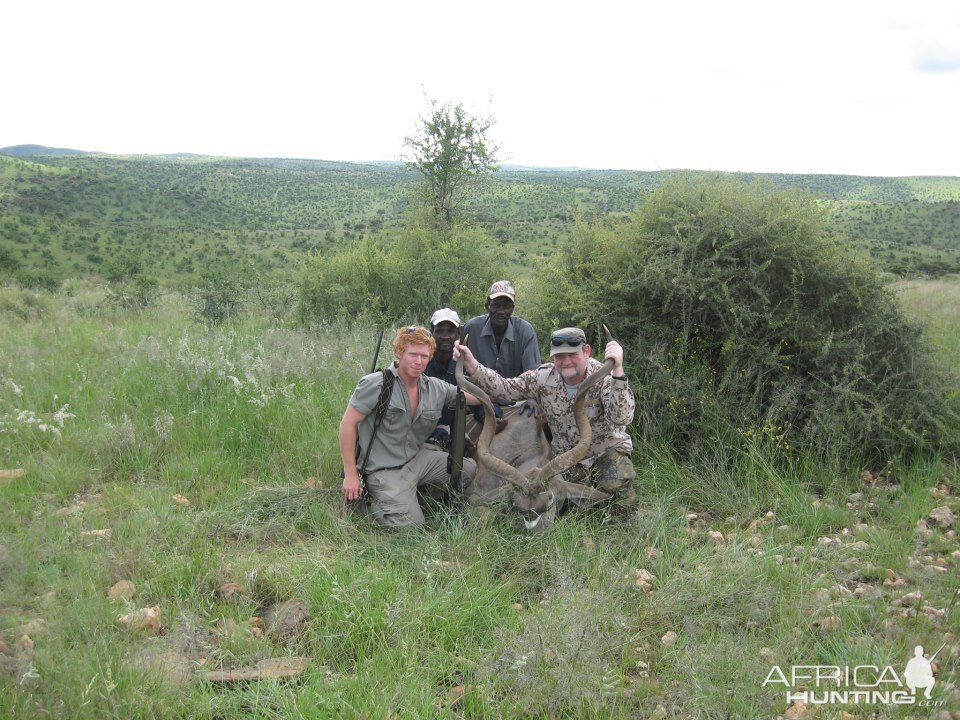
[298, 212, 507, 325]
[196, 268, 244, 324]
[529, 175, 958, 461]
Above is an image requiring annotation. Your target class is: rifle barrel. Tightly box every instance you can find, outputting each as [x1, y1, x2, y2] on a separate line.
[370, 329, 385, 374]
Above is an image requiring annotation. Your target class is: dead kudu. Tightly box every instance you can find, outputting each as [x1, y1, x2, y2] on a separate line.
[456, 338, 616, 530]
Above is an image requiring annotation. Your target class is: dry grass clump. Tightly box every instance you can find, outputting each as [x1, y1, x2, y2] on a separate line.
[476, 562, 635, 715]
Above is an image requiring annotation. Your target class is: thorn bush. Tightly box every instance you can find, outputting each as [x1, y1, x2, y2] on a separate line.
[529, 175, 958, 462]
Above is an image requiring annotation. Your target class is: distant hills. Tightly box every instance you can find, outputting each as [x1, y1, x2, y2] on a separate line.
[1, 149, 958, 288]
[0, 144, 97, 157]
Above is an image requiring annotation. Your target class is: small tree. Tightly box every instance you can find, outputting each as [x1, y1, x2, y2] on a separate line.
[403, 98, 499, 225]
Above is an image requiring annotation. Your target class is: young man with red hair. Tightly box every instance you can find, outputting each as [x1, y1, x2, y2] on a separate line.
[340, 325, 480, 527]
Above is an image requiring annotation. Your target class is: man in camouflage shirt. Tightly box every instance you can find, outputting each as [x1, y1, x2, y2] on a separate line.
[454, 327, 637, 513]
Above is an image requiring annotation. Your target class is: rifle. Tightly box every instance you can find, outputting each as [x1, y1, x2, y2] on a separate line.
[448, 388, 467, 494]
[370, 328, 385, 374]
[448, 333, 468, 495]
[345, 328, 390, 504]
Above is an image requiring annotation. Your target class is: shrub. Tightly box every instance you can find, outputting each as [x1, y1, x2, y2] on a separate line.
[528, 175, 958, 461]
[196, 268, 243, 324]
[297, 212, 506, 325]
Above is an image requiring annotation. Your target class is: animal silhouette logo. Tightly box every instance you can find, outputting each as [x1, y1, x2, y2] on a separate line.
[903, 645, 936, 700]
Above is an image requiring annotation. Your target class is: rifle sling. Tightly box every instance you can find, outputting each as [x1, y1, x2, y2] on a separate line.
[357, 368, 396, 495]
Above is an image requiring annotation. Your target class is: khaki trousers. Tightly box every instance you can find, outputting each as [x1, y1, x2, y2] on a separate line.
[365, 444, 477, 527]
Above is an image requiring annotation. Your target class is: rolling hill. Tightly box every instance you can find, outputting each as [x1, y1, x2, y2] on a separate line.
[1, 150, 959, 288]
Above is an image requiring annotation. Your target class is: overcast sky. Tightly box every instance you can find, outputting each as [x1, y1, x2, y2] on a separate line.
[3, 0, 959, 176]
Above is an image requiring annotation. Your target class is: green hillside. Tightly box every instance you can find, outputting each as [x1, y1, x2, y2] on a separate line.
[2, 151, 959, 288]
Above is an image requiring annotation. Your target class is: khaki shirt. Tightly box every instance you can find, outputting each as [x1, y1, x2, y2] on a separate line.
[470, 358, 635, 467]
[350, 365, 457, 472]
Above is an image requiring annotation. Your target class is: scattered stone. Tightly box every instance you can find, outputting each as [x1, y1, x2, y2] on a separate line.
[304, 476, 320, 489]
[632, 569, 657, 594]
[171, 494, 191, 506]
[650, 705, 668, 720]
[263, 599, 310, 642]
[118, 606, 163, 634]
[217, 582, 242, 600]
[809, 616, 840, 633]
[202, 656, 309, 683]
[19, 635, 34, 650]
[0, 468, 25, 481]
[817, 536, 837, 547]
[580, 536, 595, 549]
[883, 570, 907, 588]
[707, 530, 724, 546]
[747, 534, 762, 548]
[644, 546, 663, 560]
[512, 603, 523, 611]
[846, 541, 870, 552]
[108, 580, 137, 600]
[894, 591, 924, 607]
[759, 647, 776, 663]
[660, 631, 678, 647]
[916, 520, 934, 540]
[765, 510, 776, 521]
[80, 528, 112, 540]
[785, 698, 809, 719]
[54, 503, 85, 517]
[851, 523, 870, 535]
[929, 506, 956, 529]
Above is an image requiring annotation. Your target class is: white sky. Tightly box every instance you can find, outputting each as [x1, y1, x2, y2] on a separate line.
[3, 0, 959, 176]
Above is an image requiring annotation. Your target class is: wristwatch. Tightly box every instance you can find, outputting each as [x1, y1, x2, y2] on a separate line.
[612, 374, 628, 381]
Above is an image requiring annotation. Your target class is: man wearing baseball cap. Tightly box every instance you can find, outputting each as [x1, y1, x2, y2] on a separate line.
[454, 326, 637, 515]
[425, 307, 463, 388]
[463, 280, 541, 379]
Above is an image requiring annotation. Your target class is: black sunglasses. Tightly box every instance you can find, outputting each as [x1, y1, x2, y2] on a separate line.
[551, 336, 584, 347]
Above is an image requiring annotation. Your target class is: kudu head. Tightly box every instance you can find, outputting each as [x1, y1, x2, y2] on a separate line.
[457, 327, 616, 531]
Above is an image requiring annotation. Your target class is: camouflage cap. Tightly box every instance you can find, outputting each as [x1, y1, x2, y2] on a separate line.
[550, 327, 587, 356]
[487, 280, 516, 301]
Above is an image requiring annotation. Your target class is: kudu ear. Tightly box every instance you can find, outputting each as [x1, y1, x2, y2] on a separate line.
[551, 479, 612, 507]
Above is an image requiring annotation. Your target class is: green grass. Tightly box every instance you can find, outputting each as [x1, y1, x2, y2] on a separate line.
[1, 280, 958, 717]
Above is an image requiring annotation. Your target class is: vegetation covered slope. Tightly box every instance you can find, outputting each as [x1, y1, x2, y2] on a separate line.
[2, 151, 960, 288]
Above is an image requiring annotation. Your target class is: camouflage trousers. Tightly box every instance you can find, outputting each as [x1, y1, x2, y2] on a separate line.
[564, 447, 638, 514]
